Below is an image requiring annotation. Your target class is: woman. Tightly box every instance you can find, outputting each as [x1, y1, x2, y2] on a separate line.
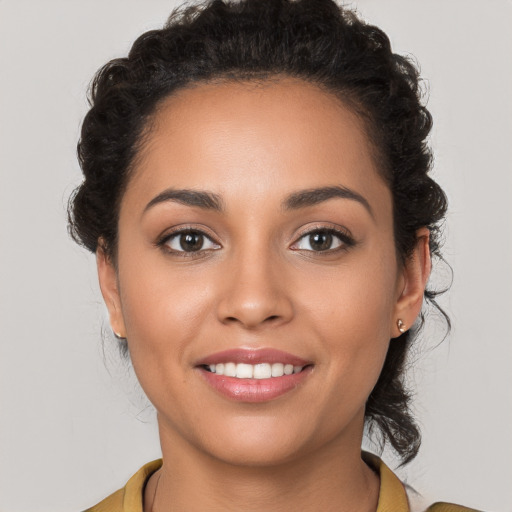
[68, 0, 477, 510]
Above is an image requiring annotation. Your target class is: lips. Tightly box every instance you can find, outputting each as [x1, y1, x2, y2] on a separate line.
[195, 348, 313, 402]
[196, 348, 311, 367]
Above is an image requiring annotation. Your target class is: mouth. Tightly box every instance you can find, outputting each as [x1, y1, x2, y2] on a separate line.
[203, 362, 306, 379]
[195, 348, 313, 402]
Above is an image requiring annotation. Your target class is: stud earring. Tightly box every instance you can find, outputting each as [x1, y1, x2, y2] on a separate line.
[397, 319, 406, 334]
[113, 330, 126, 340]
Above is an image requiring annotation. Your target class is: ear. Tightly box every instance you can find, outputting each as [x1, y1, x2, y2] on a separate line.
[392, 227, 432, 338]
[96, 244, 126, 339]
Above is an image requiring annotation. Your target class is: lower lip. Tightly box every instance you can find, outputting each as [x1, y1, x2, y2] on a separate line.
[198, 366, 313, 403]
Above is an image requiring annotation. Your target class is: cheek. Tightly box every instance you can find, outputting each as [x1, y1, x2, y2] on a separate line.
[116, 269, 218, 430]
[301, 247, 398, 337]
[298, 247, 398, 393]
[115, 248, 214, 383]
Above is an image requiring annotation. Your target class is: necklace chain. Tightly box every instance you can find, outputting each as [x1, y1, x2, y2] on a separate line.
[150, 471, 162, 512]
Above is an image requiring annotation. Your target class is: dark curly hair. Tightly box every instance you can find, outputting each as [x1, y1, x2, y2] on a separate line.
[69, 0, 448, 465]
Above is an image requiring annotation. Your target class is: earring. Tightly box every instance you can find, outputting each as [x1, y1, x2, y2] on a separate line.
[113, 330, 126, 340]
[397, 319, 406, 334]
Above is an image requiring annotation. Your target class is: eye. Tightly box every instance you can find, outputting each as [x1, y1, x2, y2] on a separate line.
[160, 230, 221, 253]
[291, 228, 354, 252]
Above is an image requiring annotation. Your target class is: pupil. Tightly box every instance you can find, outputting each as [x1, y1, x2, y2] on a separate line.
[310, 231, 332, 251]
[180, 232, 203, 251]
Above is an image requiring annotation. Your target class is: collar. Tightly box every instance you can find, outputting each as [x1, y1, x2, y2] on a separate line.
[122, 459, 162, 511]
[363, 451, 410, 512]
[105, 454, 410, 511]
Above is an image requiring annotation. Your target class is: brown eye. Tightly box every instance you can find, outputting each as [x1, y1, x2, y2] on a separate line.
[308, 231, 333, 251]
[180, 232, 204, 251]
[163, 230, 221, 253]
[292, 228, 354, 253]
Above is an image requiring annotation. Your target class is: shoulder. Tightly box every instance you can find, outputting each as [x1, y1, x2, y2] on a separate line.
[83, 489, 124, 512]
[425, 504, 482, 512]
[406, 484, 482, 512]
[83, 459, 162, 512]
[362, 452, 483, 512]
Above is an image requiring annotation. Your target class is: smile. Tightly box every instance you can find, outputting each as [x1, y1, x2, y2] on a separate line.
[205, 362, 304, 379]
[196, 348, 313, 402]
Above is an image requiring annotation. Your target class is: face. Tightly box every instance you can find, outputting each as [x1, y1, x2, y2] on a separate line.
[98, 78, 429, 466]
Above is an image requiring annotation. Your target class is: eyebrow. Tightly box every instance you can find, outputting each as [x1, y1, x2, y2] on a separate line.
[144, 188, 224, 213]
[283, 186, 373, 217]
[143, 185, 372, 217]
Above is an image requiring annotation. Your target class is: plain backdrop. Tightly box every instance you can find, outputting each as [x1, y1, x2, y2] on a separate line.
[0, 1, 511, 511]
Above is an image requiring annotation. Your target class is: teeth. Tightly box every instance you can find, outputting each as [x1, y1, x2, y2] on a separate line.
[206, 362, 305, 379]
[224, 362, 237, 377]
[271, 363, 284, 377]
[253, 363, 272, 379]
[236, 363, 253, 379]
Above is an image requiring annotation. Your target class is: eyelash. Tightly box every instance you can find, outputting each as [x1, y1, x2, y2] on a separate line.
[290, 226, 356, 254]
[156, 226, 355, 256]
[156, 227, 220, 257]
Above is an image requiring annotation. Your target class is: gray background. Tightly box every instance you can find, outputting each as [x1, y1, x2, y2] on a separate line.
[0, 1, 511, 510]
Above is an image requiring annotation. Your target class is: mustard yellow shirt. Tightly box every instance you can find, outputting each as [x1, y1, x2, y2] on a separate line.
[84, 455, 480, 512]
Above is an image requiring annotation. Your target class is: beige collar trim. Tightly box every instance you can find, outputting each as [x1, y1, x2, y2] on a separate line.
[120, 454, 410, 512]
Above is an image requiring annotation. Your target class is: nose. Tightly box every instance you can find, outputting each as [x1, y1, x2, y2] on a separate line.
[216, 249, 294, 330]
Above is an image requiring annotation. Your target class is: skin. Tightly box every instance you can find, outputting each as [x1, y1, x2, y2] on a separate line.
[97, 78, 431, 511]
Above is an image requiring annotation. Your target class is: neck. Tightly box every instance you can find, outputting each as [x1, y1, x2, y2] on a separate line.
[145, 416, 380, 512]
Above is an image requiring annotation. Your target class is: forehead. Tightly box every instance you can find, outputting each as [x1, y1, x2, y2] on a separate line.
[126, 78, 390, 214]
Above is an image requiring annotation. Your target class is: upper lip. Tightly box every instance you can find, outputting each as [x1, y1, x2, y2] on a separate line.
[195, 348, 312, 367]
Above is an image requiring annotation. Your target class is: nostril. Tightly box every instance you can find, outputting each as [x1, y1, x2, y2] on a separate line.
[217, 294, 294, 328]
[223, 314, 281, 326]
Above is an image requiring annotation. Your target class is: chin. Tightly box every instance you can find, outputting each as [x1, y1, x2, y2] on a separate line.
[189, 414, 328, 468]
[208, 440, 307, 468]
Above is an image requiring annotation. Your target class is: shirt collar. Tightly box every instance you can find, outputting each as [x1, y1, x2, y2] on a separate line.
[120, 454, 409, 511]
[363, 451, 410, 512]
